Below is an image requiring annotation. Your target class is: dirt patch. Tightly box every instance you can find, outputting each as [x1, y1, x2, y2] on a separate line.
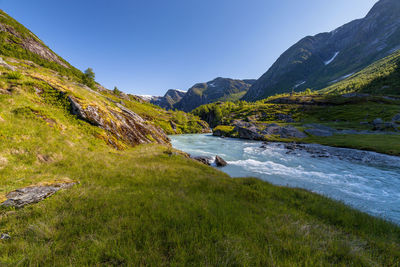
[0, 156, 8, 169]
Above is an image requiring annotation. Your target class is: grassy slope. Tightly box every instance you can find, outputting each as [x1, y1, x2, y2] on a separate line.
[0, 50, 397, 267]
[0, 102, 399, 265]
[321, 50, 400, 95]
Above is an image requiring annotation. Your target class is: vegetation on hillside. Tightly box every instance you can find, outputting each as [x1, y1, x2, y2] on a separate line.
[193, 93, 400, 155]
[0, 83, 399, 264]
[0, 8, 399, 266]
[0, 10, 84, 82]
[321, 50, 400, 95]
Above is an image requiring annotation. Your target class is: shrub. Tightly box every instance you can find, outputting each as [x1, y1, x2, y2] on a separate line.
[7, 71, 23, 80]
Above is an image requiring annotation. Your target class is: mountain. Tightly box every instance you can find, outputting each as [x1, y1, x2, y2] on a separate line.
[320, 49, 400, 95]
[243, 0, 400, 101]
[174, 77, 256, 112]
[150, 89, 186, 110]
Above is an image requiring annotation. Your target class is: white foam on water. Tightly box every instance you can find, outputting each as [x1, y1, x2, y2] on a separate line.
[170, 134, 400, 224]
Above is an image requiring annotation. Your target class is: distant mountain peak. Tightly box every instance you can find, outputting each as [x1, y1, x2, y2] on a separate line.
[243, 0, 400, 101]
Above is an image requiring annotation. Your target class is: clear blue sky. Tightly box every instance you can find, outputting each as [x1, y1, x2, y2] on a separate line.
[1, 0, 378, 95]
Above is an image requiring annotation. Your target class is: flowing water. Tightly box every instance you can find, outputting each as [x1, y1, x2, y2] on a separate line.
[170, 134, 400, 224]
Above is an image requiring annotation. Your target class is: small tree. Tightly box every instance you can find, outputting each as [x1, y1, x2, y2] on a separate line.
[113, 86, 121, 96]
[83, 68, 96, 88]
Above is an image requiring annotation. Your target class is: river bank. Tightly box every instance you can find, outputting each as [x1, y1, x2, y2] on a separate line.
[170, 134, 400, 225]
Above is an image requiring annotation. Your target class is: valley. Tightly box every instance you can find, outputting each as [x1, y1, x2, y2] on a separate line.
[0, 0, 400, 265]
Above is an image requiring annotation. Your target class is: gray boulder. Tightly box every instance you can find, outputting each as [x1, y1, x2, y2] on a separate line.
[262, 124, 306, 139]
[233, 121, 263, 140]
[215, 156, 228, 167]
[0, 57, 16, 71]
[192, 156, 213, 166]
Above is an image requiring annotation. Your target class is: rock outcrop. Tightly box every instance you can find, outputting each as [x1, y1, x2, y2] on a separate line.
[232, 120, 307, 140]
[1, 182, 77, 208]
[68, 96, 170, 147]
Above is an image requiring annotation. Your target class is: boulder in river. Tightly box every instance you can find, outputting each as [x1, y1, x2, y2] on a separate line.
[215, 156, 228, 167]
[192, 156, 213, 166]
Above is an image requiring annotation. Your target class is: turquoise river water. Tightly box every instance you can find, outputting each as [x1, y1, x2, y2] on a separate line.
[170, 134, 400, 225]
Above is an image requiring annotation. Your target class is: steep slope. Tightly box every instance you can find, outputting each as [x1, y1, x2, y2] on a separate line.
[320, 49, 400, 95]
[0, 9, 83, 80]
[174, 77, 256, 112]
[150, 89, 186, 110]
[244, 0, 400, 101]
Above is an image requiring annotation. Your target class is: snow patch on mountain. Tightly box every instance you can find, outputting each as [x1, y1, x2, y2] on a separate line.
[324, 52, 340, 65]
[294, 81, 306, 89]
[330, 72, 355, 84]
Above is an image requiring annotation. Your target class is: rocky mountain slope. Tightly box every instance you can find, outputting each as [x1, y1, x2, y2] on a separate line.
[0, 9, 209, 148]
[244, 0, 400, 101]
[150, 89, 186, 110]
[173, 77, 256, 112]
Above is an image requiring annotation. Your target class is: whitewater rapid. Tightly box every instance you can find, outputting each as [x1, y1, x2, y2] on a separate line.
[170, 134, 400, 225]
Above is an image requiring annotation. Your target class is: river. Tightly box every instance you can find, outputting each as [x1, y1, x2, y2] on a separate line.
[170, 134, 400, 225]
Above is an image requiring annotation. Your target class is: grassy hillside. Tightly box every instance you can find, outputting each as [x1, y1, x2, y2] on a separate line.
[0, 95, 399, 265]
[0, 9, 84, 82]
[194, 94, 400, 155]
[0, 9, 399, 266]
[321, 50, 400, 95]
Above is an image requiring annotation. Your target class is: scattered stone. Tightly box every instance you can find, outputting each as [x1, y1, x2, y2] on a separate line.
[0, 57, 16, 71]
[393, 113, 400, 123]
[0, 233, 10, 240]
[0, 115, 4, 122]
[215, 156, 228, 167]
[373, 118, 384, 126]
[192, 156, 213, 166]
[276, 113, 295, 123]
[1, 182, 77, 208]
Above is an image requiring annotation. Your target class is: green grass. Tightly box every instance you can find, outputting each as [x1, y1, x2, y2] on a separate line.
[0, 11, 399, 265]
[0, 54, 398, 266]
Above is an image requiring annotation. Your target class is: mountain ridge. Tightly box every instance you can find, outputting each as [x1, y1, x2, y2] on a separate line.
[243, 0, 400, 101]
[173, 77, 256, 112]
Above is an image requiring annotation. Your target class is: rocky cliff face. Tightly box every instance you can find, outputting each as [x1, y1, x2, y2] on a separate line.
[174, 77, 256, 112]
[244, 0, 400, 101]
[150, 89, 186, 110]
[68, 96, 169, 148]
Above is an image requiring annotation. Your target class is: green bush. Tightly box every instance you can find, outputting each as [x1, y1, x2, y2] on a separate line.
[7, 71, 23, 80]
